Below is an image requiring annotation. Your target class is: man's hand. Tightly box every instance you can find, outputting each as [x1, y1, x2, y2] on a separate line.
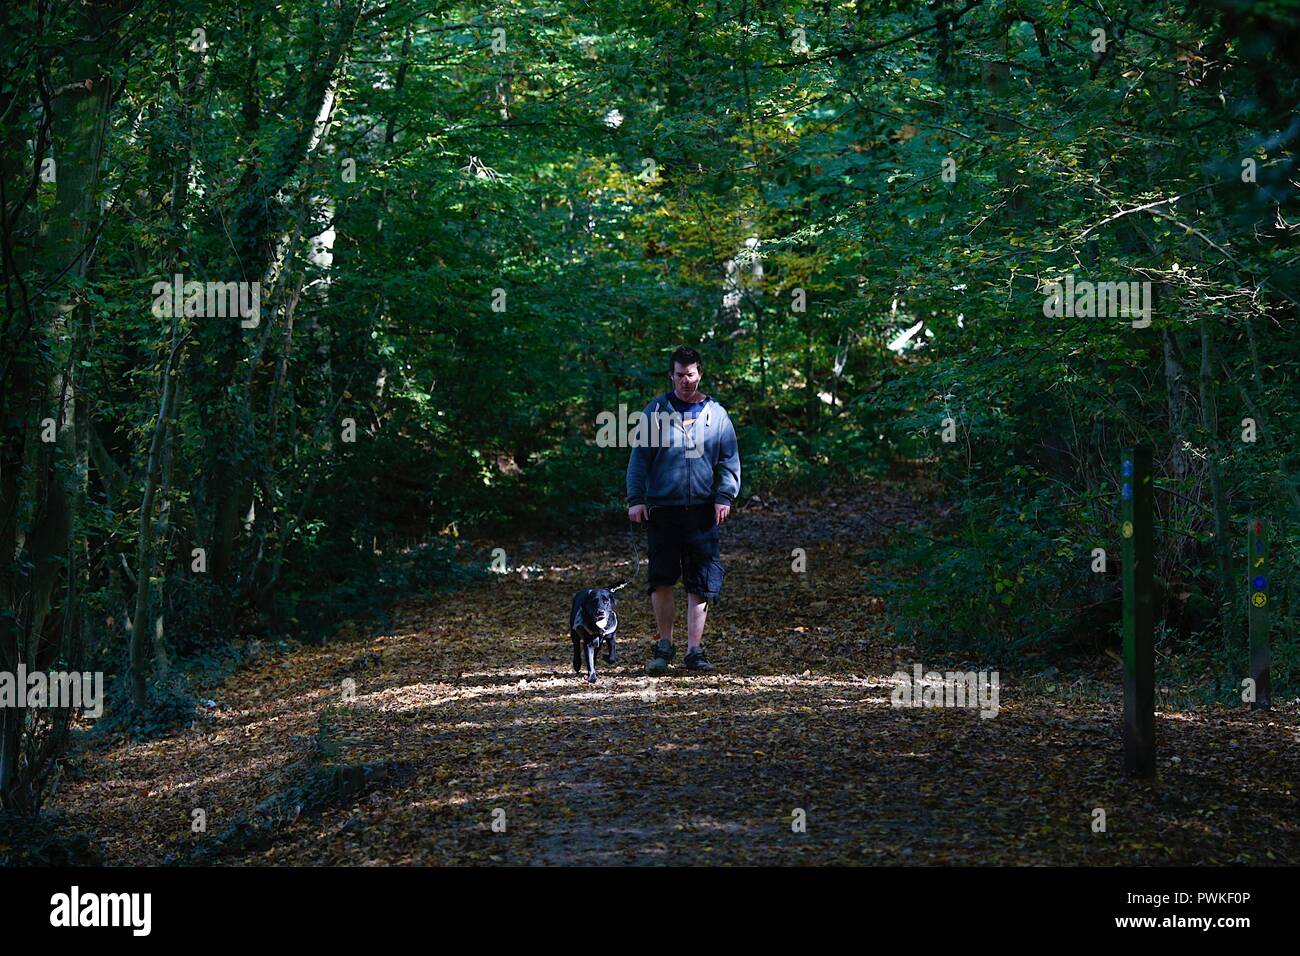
[715, 503, 731, 526]
[628, 505, 647, 523]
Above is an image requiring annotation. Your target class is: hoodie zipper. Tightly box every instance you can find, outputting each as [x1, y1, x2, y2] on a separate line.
[681, 392, 710, 507]
[662, 391, 711, 508]
[671, 391, 692, 507]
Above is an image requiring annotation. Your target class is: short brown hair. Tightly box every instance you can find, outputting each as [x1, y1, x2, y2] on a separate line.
[668, 346, 703, 376]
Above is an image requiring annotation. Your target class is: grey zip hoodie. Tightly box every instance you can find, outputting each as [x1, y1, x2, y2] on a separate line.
[626, 392, 741, 508]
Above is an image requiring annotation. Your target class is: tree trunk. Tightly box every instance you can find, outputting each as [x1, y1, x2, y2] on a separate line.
[192, 0, 361, 593]
[0, 0, 119, 809]
[1163, 329, 1192, 479]
[1198, 315, 1236, 641]
[129, 329, 184, 710]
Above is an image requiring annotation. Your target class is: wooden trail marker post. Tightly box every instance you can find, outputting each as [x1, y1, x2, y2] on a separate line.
[1247, 519, 1270, 710]
[1121, 445, 1155, 778]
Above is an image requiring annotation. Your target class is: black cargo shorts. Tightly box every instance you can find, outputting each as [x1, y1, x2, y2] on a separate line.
[646, 503, 725, 601]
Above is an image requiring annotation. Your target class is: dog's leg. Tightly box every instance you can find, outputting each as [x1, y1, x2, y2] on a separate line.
[605, 631, 618, 664]
[586, 642, 597, 683]
[572, 634, 583, 674]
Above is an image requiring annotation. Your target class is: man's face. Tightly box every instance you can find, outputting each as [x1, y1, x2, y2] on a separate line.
[671, 362, 701, 399]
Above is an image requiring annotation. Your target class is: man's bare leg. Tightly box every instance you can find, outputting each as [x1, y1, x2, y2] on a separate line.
[651, 585, 675, 644]
[686, 592, 708, 651]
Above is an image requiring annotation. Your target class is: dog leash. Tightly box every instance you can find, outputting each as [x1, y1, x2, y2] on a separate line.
[610, 522, 643, 593]
[610, 514, 723, 608]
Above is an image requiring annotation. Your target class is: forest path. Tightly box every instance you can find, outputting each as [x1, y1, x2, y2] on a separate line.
[58, 485, 1300, 864]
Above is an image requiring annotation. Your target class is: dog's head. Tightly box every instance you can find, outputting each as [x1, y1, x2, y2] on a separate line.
[581, 588, 617, 636]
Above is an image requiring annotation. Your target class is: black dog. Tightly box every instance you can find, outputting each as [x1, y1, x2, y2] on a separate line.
[569, 587, 619, 683]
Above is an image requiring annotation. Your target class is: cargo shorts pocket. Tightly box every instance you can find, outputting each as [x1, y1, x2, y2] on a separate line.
[683, 513, 724, 600]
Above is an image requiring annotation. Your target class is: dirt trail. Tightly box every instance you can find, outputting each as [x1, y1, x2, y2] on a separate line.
[56, 486, 1300, 865]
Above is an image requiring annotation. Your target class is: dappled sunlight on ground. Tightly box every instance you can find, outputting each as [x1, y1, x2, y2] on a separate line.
[53, 486, 1300, 865]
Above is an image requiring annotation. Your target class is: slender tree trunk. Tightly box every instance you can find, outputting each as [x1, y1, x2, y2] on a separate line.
[129, 330, 184, 710]
[804, 322, 816, 437]
[195, 0, 361, 592]
[1198, 315, 1236, 640]
[1, 0, 119, 808]
[1163, 329, 1192, 479]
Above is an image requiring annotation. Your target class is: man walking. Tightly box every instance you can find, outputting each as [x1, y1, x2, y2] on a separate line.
[626, 347, 741, 674]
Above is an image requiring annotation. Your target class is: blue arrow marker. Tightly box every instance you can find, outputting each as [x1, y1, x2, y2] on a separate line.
[1253, 576, 1267, 590]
